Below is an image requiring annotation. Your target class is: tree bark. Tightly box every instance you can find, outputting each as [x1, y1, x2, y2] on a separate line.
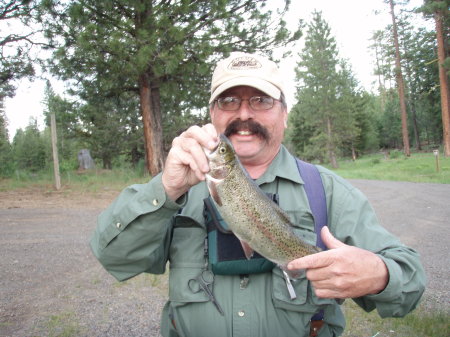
[327, 117, 338, 168]
[389, 0, 410, 156]
[435, 2, 450, 157]
[139, 73, 164, 176]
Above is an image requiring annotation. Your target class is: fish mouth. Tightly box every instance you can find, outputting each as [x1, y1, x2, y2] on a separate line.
[203, 147, 214, 159]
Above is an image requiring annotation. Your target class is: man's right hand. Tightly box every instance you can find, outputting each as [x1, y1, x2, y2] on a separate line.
[162, 124, 218, 201]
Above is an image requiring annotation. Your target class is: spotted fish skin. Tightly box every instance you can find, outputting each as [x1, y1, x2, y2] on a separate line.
[205, 134, 320, 274]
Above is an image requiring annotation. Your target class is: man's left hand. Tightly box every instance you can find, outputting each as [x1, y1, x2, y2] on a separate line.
[287, 226, 389, 299]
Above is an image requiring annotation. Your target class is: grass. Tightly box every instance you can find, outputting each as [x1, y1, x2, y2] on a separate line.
[0, 166, 151, 193]
[342, 300, 449, 337]
[326, 150, 450, 184]
[33, 312, 84, 337]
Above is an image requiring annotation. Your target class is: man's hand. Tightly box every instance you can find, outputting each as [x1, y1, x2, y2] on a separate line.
[288, 226, 389, 299]
[162, 124, 218, 201]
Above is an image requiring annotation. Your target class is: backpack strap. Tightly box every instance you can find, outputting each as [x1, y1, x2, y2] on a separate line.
[295, 157, 327, 328]
[295, 158, 327, 250]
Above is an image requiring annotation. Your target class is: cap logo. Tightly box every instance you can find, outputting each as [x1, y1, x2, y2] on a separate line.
[228, 56, 261, 70]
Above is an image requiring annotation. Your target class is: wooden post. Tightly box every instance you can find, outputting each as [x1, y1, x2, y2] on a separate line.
[433, 149, 440, 173]
[50, 113, 61, 190]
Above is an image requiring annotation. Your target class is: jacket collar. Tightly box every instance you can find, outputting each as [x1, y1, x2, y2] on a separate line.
[254, 145, 304, 186]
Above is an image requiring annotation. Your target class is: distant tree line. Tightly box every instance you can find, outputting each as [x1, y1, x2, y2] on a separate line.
[0, 0, 448, 177]
[286, 2, 449, 168]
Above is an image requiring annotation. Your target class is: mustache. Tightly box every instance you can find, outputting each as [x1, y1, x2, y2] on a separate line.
[224, 120, 270, 141]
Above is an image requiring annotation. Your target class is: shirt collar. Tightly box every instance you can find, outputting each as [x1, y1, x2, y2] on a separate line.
[255, 145, 304, 186]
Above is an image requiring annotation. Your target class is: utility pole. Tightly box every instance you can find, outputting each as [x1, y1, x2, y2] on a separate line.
[50, 113, 61, 190]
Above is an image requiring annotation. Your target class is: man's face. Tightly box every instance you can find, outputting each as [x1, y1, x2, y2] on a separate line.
[210, 86, 287, 166]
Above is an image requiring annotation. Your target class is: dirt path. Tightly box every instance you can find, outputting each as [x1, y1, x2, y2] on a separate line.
[0, 181, 449, 337]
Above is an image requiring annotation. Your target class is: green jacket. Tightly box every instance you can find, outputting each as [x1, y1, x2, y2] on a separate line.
[90, 146, 425, 337]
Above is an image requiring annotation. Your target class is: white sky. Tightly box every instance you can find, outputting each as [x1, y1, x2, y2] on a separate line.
[3, 0, 426, 140]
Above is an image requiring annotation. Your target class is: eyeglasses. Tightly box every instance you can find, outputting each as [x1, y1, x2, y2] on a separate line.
[215, 96, 277, 111]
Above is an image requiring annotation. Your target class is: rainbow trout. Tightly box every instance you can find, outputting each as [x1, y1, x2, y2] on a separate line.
[205, 134, 320, 279]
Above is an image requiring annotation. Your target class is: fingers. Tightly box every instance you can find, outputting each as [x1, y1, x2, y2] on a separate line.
[162, 124, 219, 200]
[287, 227, 344, 271]
[172, 136, 209, 174]
[287, 250, 333, 271]
[321, 226, 345, 249]
[174, 125, 218, 173]
[181, 124, 218, 151]
[288, 237, 389, 299]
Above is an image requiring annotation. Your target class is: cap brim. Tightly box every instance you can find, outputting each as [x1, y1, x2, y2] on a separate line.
[209, 77, 281, 104]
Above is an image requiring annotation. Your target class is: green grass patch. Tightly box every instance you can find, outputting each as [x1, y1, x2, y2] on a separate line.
[0, 166, 150, 193]
[342, 300, 449, 337]
[39, 312, 83, 337]
[2, 151, 449, 192]
[327, 151, 450, 184]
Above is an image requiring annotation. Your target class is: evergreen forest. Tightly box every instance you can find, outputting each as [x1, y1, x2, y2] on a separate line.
[1, 0, 449, 177]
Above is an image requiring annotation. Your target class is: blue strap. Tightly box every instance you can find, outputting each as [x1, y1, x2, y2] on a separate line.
[295, 158, 327, 323]
[295, 158, 327, 250]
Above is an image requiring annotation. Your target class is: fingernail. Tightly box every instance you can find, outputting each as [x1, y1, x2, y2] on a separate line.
[208, 140, 217, 149]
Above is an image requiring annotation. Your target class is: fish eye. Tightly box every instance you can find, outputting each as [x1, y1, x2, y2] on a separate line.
[219, 146, 226, 154]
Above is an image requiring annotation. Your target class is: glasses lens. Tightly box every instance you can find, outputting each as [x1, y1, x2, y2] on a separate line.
[216, 96, 275, 111]
[217, 97, 240, 111]
[249, 96, 274, 110]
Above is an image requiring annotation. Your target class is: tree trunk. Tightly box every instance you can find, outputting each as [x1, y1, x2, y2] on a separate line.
[351, 145, 357, 161]
[410, 102, 421, 150]
[389, 0, 410, 156]
[151, 84, 165, 168]
[326, 117, 338, 168]
[435, 3, 450, 157]
[139, 73, 164, 176]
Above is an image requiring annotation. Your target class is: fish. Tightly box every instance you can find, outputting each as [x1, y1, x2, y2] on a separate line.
[204, 134, 321, 278]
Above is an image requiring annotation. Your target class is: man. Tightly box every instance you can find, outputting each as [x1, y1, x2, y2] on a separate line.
[90, 53, 425, 337]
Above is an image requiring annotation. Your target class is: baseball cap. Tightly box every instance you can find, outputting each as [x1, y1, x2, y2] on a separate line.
[209, 52, 284, 104]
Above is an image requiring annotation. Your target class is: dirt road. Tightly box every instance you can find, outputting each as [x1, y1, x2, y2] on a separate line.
[0, 180, 449, 337]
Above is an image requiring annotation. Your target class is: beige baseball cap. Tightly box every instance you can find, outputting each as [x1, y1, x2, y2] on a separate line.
[209, 52, 284, 104]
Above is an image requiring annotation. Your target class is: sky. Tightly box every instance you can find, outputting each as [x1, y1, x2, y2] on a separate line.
[3, 0, 426, 140]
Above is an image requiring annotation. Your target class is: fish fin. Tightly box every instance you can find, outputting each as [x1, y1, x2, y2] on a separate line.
[206, 175, 222, 206]
[240, 240, 254, 260]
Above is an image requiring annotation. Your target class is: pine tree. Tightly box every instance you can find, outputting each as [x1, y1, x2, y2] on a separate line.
[419, 0, 450, 156]
[40, 0, 302, 175]
[370, 9, 442, 150]
[388, 0, 410, 156]
[288, 11, 360, 168]
[0, 0, 49, 98]
[12, 118, 46, 172]
[0, 98, 13, 176]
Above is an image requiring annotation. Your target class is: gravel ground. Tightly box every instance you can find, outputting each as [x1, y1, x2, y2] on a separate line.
[0, 180, 449, 337]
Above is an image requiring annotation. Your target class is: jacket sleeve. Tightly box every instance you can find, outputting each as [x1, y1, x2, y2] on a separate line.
[89, 173, 185, 281]
[323, 171, 426, 318]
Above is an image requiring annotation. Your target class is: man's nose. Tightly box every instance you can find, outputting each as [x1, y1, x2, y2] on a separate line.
[236, 100, 254, 121]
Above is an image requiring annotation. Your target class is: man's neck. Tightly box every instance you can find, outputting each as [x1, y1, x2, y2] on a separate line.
[241, 146, 280, 179]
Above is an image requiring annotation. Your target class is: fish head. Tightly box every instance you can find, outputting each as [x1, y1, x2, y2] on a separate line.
[205, 134, 236, 180]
